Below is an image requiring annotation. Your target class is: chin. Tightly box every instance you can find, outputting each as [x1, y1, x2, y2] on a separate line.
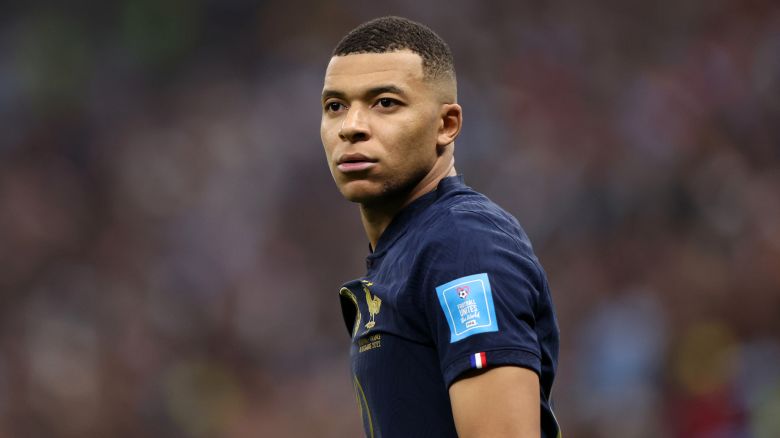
[336, 178, 387, 204]
[339, 185, 381, 204]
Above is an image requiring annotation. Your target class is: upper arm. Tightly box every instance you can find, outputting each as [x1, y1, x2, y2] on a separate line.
[449, 366, 541, 438]
[418, 209, 553, 435]
[420, 211, 545, 386]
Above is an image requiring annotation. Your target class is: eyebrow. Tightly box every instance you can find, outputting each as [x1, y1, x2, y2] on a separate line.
[321, 85, 407, 102]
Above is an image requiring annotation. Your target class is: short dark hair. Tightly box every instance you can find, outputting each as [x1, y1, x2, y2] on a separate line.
[332, 16, 455, 82]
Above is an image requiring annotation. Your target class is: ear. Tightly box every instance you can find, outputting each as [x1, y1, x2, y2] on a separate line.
[437, 103, 462, 149]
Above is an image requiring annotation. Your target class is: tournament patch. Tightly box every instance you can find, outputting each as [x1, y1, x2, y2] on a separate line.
[435, 273, 498, 343]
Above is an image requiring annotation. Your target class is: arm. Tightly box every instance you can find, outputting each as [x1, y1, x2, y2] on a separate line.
[449, 366, 540, 438]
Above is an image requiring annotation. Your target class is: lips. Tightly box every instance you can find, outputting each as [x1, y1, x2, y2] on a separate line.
[336, 153, 377, 173]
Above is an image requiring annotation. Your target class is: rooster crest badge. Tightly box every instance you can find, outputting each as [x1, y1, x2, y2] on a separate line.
[361, 280, 381, 330]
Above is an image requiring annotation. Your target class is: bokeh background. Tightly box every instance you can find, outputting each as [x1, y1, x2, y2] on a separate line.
[1, 1, 779, 437]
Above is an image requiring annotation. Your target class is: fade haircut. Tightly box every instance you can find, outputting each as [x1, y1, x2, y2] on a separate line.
[332, 16, 456, 83]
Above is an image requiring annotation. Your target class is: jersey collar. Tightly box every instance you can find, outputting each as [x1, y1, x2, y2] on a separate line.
[367, 175, 465, 259]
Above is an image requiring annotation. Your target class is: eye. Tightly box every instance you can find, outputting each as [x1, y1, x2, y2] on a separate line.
[325, 101, 345, 112]
[375, 98, 398, 109]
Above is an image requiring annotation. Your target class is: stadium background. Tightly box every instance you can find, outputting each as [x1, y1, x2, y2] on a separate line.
[1, 1, 779, 436]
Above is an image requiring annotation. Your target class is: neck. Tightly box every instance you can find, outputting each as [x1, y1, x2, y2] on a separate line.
[360, 159, 456, 250]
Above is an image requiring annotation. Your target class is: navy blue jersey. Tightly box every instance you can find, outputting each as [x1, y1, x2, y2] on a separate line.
[339, 176, 560, 438]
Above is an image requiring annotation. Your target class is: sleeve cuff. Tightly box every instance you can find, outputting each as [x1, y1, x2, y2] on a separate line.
[442, 348, 542, 388]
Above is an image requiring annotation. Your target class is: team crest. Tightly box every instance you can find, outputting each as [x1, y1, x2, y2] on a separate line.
[361, 280, 381, 331]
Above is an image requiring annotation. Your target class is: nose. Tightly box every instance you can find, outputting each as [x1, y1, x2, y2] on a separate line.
[339, 106, 370, 143]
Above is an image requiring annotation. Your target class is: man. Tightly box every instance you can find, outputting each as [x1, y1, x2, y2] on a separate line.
[320, 16, 560, 438]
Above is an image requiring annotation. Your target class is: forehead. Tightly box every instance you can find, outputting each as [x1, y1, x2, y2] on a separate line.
[323, 50, 426, 94]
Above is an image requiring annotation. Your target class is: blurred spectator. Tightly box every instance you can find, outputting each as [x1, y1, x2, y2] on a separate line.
[0, 1, 778, 436]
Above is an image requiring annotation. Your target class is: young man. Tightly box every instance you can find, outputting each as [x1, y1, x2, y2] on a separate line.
[320, 16, 560, 438]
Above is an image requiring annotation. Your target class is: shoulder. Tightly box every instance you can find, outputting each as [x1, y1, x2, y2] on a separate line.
[411, 186, 550, 315]
[424, 188, 535, 257]
[412, 187, 545, 284]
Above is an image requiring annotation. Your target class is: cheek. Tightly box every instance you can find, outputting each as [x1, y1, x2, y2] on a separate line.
[394, 113, 439, 159]
[320, 122, 337, 158]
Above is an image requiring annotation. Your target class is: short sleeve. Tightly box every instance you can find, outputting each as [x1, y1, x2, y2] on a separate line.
[421, 209, 545, 388]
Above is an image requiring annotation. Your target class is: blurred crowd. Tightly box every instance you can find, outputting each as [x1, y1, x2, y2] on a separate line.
[1, 1, 778, 437]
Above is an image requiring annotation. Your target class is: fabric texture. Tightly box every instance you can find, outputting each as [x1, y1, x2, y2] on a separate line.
[339, 175, 560, 438]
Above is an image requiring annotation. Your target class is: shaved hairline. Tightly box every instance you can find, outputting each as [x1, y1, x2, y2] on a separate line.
[330, 50, 457, 103]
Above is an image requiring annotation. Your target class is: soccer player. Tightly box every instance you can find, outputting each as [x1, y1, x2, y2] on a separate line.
[320, 16, 560, 438]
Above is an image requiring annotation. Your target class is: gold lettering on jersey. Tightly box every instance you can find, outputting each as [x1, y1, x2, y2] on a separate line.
[358, 334, 382, 353]
[361, 280, 381, 331]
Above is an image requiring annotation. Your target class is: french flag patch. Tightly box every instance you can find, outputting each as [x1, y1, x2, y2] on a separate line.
[469, 352, 487, 369]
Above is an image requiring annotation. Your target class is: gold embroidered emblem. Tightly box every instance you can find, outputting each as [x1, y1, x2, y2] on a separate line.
[361, 280, 381, 330]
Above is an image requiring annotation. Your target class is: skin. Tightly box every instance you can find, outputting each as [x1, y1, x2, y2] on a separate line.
[449, 366, 541, 437]
[320, 50, 459, 249]
[320, 50, 540, 437]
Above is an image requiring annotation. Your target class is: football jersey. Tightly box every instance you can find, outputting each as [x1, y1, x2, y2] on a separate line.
[339, 175, 560, 437]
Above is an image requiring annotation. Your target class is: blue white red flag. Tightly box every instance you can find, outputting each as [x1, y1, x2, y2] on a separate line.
[469, 352, 487, 369]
